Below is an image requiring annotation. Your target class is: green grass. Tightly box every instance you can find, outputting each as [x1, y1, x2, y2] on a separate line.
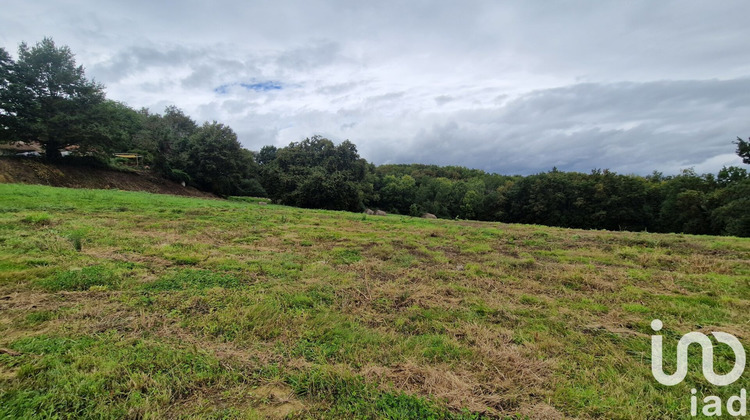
[39, 265, 122, 291]
[144, 269, 245, 291]
[20, 212, 53, 226]
[0, 183, 748, 419]
[1, 333, 239, 419]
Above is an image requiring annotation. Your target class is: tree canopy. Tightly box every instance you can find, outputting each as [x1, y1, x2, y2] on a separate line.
[258, 136, 373, 211]
[0, 38, 110, 159]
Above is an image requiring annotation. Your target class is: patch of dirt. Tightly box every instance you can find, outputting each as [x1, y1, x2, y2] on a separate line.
[363, 362, 512, 415]
[251, 385, 306, 418]
[583, 323, 648, 339]
[0, 348, 21, 356]
[0, 158, 215, 198]
[519, 402, 567, 419]
[0, 365, 19, 381]
[362, 329, 552, 416]
[0, 290, 56, 312]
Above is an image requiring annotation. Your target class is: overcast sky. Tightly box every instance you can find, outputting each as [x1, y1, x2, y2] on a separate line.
[3, 1, 749, 175]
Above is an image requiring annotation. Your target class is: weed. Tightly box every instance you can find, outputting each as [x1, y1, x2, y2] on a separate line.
[20, 212, 52, 226]
[66, 228, 89, 252]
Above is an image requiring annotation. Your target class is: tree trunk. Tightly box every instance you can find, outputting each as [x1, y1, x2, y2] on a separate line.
[45, 142, 62, 160]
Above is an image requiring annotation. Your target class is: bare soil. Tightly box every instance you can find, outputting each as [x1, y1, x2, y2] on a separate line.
[0, 158, 215, 198]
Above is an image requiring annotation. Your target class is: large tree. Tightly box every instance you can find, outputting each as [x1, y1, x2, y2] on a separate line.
[183, 122, 262, 197]
[0, 38, 107, 159]
[259, 136, 372, 211]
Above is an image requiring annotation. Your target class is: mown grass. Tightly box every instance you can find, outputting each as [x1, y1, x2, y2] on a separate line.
[0, 183, 748, 419]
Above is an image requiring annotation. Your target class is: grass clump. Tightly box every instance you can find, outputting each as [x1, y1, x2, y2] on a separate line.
[144, 269, 244, 291]
[20, 212, 52, 226]
[66, 228, 89, 252]
[24, 310, 58, 326]
[331, 247, 361, 265]
[39, 265, 121, 291]
[287, 367, 484, 419]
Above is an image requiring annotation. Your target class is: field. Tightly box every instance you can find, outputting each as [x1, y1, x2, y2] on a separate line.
[0, 183, 748, 419]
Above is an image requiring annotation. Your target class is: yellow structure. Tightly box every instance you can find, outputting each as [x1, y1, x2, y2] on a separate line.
[113, 153, 144, 166]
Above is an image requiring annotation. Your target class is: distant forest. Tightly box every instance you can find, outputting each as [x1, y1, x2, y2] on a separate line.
[2, 39, 749, 236]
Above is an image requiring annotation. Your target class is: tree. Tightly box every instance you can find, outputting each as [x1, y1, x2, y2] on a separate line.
[735, 137, 750, 165]
[0, 38, 108, 159]
[717, 166, 748, 186]
[258, 136, 371, 211]
[0, 47, 17, 140]
[711, 179, 750, 237]
[380, 174, 416, 214]
[257, 145, 278, 165]
[183, 122, 260, 197]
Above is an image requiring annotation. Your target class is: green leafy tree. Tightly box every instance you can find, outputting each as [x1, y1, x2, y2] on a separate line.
[0, 38, 108, 159]
[736, 137, 750, 165]
[92, 100, 143, 156]
[0, 47, 18, 139]
[260, 136, 371, 211]
[656, 169, 715, 234]
[717, 166, 748, 186]
[711, 178, 750, 236]
[184, 122, 261, 197]
[380, 174, 416, 214]
[128, 106, 198, 178]
[257, 145, 278, 165]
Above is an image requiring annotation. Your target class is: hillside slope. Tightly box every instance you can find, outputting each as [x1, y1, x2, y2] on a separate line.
[0, 184, 748, 419]
[0, 158, 214, 198]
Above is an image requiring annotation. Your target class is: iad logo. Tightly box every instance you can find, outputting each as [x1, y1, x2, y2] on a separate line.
[651, 319, 748, 417]
[651, 319, 746, 386]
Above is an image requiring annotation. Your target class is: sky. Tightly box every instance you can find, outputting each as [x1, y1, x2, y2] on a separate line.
[2, 1, 749, 175]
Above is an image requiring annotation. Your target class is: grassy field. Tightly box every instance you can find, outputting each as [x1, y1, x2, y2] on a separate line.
[0, 183, 748, 419]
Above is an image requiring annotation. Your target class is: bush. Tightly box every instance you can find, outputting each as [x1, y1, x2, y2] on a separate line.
[167, 169, 191, 184]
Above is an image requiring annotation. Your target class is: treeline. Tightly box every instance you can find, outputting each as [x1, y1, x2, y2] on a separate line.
[114, 106, 266, 197]
[0, 39, 264, 197]
[2, 38, 749, 237]
[251, 140, 749, 236]
[369, 165, 750, 237]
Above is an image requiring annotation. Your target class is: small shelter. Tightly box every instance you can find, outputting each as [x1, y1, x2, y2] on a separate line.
[113, 153, 144, 166]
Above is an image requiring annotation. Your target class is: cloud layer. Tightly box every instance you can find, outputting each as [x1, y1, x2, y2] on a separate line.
[2, 1, 749, 174]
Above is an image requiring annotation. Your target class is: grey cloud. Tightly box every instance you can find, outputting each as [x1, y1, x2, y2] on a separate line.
[434, 95, 453, 106]
[5, 1, 750, 177]
[90, 44, 209, 83]
[275, 41, 342, 71]
[316, 81, 367, 95]
[502, 79, 750, 125]
[181, 65, 216, 89]
[221, 99, 259, 115]
[365, 92, 405, 105]
[360, 78, 750, 175]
